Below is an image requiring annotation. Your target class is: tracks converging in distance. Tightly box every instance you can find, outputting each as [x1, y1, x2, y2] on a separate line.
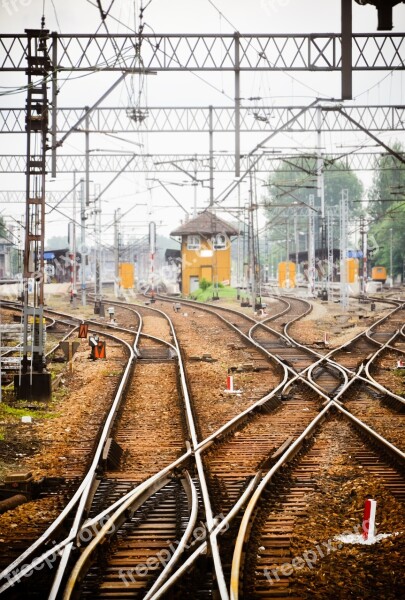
[0, 292, 404, 598]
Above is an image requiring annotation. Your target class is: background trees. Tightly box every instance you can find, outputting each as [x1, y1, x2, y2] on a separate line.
[367, 143, 405, 279]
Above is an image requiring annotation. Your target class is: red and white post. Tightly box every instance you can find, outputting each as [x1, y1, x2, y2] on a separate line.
[363, 499, 377, 541]
[227, 375, 234, 392]
[224, 373, 242, 395]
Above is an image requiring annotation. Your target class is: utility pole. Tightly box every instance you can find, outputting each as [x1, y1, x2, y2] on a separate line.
[390, 227, 393, 287]
[209, 105, 214, 207]
[234, 31, 241, 178]
[193, 154, 198, 218]
[94, 191, 102, 303]
[294, 211, 299, 279]
[114, 208, 121, 297]
[18, 28, 52, 400]
[327, 209, 334, 299]
[317, 106, 327, 299]
[149, 221, 156, 301]
[341, 0, 353, 100]
[340, 189, 349, 309]
[248, 176, 257, 310]
[286, 218, 290, 288]
[359, 217, 368, 296]
[80, 178, 87, 306]
[69, 171, 77, 308]
[308, 195, 316, 297]
[236, 183, 241, 288]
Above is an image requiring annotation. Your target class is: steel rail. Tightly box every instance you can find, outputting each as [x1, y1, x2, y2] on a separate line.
[229, 394, 405, 598]
[155, 291, 346, 397]
[0, 292, 327, 596]
[147, 472, 262, 600]
[0, 332, 283, 593]
[156, 293, 331, 399]
[229, 402, 332, 599]
[0, 450, 193, 593]
[303, 300, 401, 391]
[143, 472, 198, 599]
[61, 471, 197, 600]
[7, 292, 397, 597]
[331, 401, 405, 461]
[0, 322, 137, 590]
[274, 295, 350, 392]
[0, 305, 183, 595]
[362, 331, 405, 407]
[146, 304, 230, 599]
[57, 299, 229, 598]
[49, 306, 177, 599]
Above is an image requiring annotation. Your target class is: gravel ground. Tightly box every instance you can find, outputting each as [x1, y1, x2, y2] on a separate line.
[291, 422, 405, 599]
[157, 305, 283, 438]
[0, 336, 127, 544]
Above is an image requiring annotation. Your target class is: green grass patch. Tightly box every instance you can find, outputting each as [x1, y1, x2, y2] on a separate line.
[101, 369, 122, 377]
[0, 403, 57, 421]
[190, 284, 237, 302]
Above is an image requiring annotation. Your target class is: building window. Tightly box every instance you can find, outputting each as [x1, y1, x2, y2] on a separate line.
[187, 235, 200, 250]
[212, 233, 227, 250]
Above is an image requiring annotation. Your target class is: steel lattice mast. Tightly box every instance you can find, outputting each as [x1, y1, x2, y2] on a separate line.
[17, 28, 52, 399]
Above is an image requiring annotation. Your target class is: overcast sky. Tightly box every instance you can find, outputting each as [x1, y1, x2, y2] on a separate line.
[1, 0, 405, 248]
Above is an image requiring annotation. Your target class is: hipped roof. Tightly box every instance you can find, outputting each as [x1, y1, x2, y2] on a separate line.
[170, 211, 239, 237]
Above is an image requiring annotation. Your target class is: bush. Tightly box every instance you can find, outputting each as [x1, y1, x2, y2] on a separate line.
[199, 278, 211, 291]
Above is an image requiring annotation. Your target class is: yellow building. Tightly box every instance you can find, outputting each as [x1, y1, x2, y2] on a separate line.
[171, 211, 238, 296]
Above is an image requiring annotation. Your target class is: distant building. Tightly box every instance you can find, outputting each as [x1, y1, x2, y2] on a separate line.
[170, 211, 238, 295]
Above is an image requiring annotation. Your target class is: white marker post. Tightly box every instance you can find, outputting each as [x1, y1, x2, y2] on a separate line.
[363, 499, 377, 541]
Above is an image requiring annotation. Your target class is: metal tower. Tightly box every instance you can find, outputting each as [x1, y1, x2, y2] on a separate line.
[15, 29, 52, 400]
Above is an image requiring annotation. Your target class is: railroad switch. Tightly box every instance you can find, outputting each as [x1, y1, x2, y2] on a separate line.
[0, 472, 35, 501]
[0, 473, 65, 513]
[189, 354, 217, 363]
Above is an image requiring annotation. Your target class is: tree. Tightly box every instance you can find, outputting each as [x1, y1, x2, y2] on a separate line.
[263, 157, 364, 267]
[0, 216, 6, 238]
[367, 143, 405, 279]
[265, 156, 363, 216]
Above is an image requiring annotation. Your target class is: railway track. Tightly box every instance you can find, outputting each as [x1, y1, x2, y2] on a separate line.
[232, 405, 405, 600]
[153, 293, 346, 397]
[0, 291, 404, 599]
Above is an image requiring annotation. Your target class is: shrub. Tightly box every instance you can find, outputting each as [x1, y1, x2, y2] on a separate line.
[199, 278, 211, 291]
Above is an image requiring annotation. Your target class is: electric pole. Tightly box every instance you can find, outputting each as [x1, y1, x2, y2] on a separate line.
[114, 208, 121, 297]
[80, 178, 87, 306]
